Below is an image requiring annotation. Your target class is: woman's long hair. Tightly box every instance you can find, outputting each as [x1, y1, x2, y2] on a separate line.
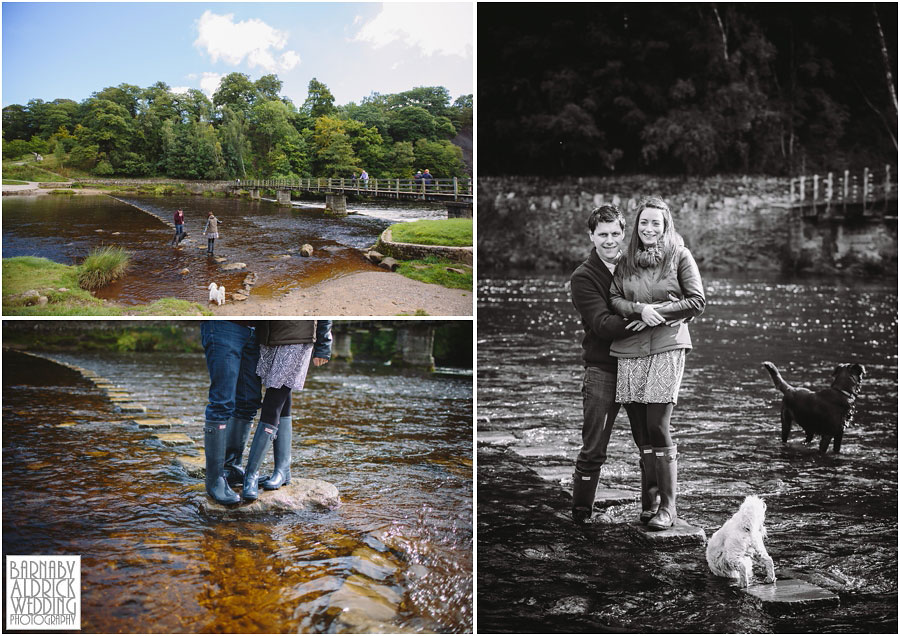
[617, 196, 683, 280]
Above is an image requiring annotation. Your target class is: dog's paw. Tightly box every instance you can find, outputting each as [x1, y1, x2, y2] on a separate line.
[764, 574, 776, 584]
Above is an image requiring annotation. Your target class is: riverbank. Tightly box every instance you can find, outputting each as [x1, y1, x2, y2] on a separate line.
[211, 270, 473, 316]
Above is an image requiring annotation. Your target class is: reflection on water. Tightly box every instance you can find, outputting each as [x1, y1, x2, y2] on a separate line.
[2, 350, 472, 633]
[2, 193, 446, 305]
[477, 272, 897, 632]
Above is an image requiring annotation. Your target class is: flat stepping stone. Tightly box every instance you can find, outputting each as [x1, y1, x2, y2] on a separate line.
[509, 444, 569, 460]
[214, 257, 227, 263]
[154, 432, 193, 447]
[744, 577, 839, 608]
[477, 431, 517, 446]
[630, 518, 707, 546]
[198, 478, 340, 516]
[595, 487, 639, 506]
[221, 262, 247, 271]
[55, 421, 78, 428]
[175, 454, 205, 478]
[328, 574, 402, 623]
[130, 417, 180, 429]
[117, 404, 147, 414]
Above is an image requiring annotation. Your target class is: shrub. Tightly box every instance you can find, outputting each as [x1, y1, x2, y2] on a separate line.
[77, 246, 131, 289]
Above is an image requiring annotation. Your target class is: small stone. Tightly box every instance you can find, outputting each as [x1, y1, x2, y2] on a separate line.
[379, 257, 400, 271]
[111, 232, 120, 235]
[232, 292, 248, 301]
[175, 455, 205, 478]
[221, 262, 247, 271]
[154, 433, 194, 447]
[366, 250, 384, 263]
[179, 268, 190, 275]
[37, 296, 49, 305]
[446, 267, 466, 275]
[58, 288, 69, 292]
[94, 229, 104, 233]
[271, 254, 291, 260]
[130, 417, 180, 429]
[300, 244, 314, 257]
[214, 257, 226, 263]
[55, 422, 78, 428]
[117, 403, 147, 414]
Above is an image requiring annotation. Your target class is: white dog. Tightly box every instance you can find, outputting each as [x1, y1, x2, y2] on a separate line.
[706, 495, 776, 587]
[208, 282, 225, 305]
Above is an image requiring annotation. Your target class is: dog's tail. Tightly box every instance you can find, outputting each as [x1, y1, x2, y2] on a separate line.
[762, 361, 791, 395]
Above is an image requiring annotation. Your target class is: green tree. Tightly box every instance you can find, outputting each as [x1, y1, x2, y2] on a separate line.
[254, 74, 284, 103]
[218, 106, 251, 179]
[2, 104, 32, 141]
[302, 78, 336, 119]
[388, 106, 436, 142]
[413, 138, 465, 178]
[311, 116, 358, 177]
[383, 141, 415, 177]
[213, 72, 257, 116]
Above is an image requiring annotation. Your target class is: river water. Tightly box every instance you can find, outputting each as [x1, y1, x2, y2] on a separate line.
[2, 348, 473, 633]
[477, 272, 897, 632]
[1, 194, 446, 305]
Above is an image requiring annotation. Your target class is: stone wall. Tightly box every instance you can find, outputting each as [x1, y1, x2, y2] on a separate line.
[478, 175, 896, 275]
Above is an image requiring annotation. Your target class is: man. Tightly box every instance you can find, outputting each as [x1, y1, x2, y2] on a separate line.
[360, 169, 369, 189]
[200, 320, 262, 505]
[569, 205, 636, 523]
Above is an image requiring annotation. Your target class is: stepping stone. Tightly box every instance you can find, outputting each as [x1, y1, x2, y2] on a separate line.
[595, 487, 639, 506]
[130, 417, 180, 429]
[175, 454, 205, 478]
[214, 257, 226, 263]
[630, 518, 707, 546]
[350, 547, 401, 581]
[198, 478, 340, 516]
[55, 421, 78, 428]
[221, 262, 246, 271]
[477, 431, 517, 446]
[328, 574, 401, 623]
[154, 433, 194, 447]
[744, 577, 839, 609]
[108, 395, 135, 403]
[117, 403, 147, 414]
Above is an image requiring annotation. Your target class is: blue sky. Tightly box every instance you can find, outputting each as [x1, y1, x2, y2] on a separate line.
[2, 2, 473, 108]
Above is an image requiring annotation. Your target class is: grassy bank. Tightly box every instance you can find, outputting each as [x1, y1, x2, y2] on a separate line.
[2, 324, 204, 353]
[390, 219, 473, 247]
[396, 256, 472, 290]
[2, 161, 70, 182]
[3, 256, 210, 316]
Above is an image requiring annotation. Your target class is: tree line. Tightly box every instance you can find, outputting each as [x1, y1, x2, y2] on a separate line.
[2, 74, 473, 181]
[479, 3, 897, 176]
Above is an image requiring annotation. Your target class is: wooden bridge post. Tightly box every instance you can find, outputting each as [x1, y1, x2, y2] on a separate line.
[863, 167, 870, 214]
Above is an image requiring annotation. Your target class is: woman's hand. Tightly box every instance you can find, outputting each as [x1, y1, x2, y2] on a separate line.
[640, 304, 665, 326]
[625, 320, 648, 332]
[313, 357, 329, 367]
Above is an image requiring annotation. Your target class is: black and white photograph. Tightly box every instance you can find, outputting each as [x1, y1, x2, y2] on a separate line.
[477, 2, 897, 633]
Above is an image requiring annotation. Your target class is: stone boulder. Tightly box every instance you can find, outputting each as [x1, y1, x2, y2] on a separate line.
[198, 478, 340, 516]
[379, 257, 400, 271]
[365, 250, 384, 264]
[300, 244, 314, 257]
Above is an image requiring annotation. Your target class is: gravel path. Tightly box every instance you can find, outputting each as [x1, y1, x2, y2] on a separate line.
[210, 271, 473, 317]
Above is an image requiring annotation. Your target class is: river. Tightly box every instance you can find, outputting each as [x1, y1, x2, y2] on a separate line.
[477, 271, 897, 633]
[2, 347, 473, 633]
[1, 193, 447, 305]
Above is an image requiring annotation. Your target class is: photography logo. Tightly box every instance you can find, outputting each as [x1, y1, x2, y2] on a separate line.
[5, 555, 81, 630]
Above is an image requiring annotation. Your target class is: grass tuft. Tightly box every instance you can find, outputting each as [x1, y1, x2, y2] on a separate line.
[77, 246, 131, 290]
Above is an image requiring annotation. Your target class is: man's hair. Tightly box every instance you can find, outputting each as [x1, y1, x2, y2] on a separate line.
[587, 205, 626, 232]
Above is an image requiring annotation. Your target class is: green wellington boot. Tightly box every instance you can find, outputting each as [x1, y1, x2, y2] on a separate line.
[260, 415, 292, 490]
[647, 445, 678, 531]
[203, 421, 240, 505]
[639, 446, 660, 524]
[241, 420, 277, 501]
[572, 468, 600, 523]
[224, 416, 253, 487]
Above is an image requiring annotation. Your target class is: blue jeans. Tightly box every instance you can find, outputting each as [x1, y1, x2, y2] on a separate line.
[201, 321, 261, 423]
[576, 366, 621, 474]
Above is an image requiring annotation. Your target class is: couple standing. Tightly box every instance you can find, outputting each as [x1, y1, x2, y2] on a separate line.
[200, 320, 333, 505]
[570, 197, 706, 530]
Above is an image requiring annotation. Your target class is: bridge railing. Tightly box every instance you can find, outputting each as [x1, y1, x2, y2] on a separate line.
[233, 177, 473, 198]
[790, 165, 896, 217]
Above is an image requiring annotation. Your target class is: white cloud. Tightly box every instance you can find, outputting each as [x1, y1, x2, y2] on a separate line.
[194, 10, 301, 73]
[200, 72, 224, 97]
[170, 86, 192, 95]
[353, 3, 472, 58]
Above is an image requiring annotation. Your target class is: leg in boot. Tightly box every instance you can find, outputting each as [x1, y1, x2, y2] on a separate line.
[261, 415, 292, 490]
[647, 445, 677, 530]
[204, 421, 240, 505]
[223, 416, 253, 487]
[242, 420, 277, 501]
[639, 446, 659, 524]
[572, 469, 600, 523]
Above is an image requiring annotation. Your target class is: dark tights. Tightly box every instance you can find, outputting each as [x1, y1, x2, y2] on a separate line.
[260, 385, 291, 426]
[624, 402, 675, 448]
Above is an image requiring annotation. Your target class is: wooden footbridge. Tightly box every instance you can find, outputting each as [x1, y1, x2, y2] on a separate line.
[790, 165, 897, 220]
[232, 177, 472, 202]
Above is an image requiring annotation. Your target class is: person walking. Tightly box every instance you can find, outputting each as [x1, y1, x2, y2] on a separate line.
[241, 320, 333, 501]
[609, 196, 705, 530]
[203, 211, 220, 255]
[172, 209, 185, 246]
[359, 169, 369, 189]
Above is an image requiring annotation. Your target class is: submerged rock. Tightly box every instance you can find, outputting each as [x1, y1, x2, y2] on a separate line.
[744, 577, 839, 608]
[328, 574, 402, 624]
[300, 244, 314, 257]
[199, 478, 340, 516]
[629, 519, 707, 547]
[175, 454, 205, 478]
[221, 262, 247, 271]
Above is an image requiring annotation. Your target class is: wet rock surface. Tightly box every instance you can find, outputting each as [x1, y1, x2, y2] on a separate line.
[198, 478, 340, 516]
[744, 576, 839, 608]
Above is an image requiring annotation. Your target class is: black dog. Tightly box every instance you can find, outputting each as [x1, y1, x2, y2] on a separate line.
[762, 361, 865, 454]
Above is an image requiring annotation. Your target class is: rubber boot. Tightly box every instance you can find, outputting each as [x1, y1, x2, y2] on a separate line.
[639, 445, 660, 524]
[260, 415, 292, 490]
[204, 421, 240, 505]
[241, 420, 277, 501]
[647, 445, 677, 530]
[223, 416, 253, 487]
[572, 468, 600, 523]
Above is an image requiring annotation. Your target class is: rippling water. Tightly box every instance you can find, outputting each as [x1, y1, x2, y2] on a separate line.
[3, 350, 472, 633]
[2, 194, 446, 304]
[477, 272, 897, 632]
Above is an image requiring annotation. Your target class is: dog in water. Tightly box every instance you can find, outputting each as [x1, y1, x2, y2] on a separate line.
[706, 495, 776, 588]
[208, 282, 225, 306]
[762, 361, 865, 454]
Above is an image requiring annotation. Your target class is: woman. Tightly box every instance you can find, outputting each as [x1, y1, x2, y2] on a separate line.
[202, 211, 220, 256]
[241, 320, 333, 501]
[609, 197, 705, 530]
